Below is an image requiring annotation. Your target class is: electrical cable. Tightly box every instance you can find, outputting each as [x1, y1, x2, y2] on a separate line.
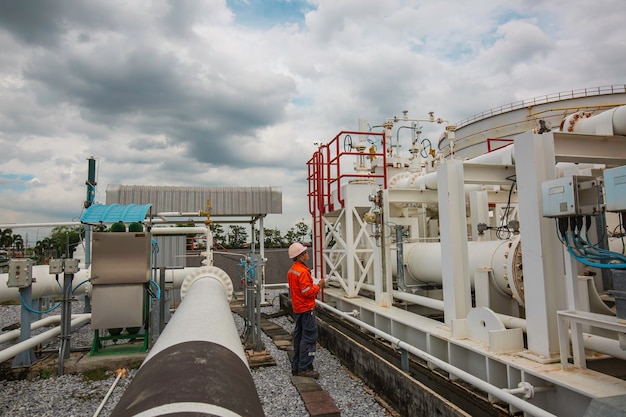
[555, 217, 626, 269]
[148, 280, 161, 300]
[495, 175, 517, 240]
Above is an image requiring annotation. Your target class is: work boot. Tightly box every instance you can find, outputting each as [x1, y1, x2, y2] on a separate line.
[298, 369, 320, 379]
[291, 368, 298, 376]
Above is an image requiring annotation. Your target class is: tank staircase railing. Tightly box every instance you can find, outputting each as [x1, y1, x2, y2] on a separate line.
[307, 131, 386, 280]
[455, 84, 626, 129]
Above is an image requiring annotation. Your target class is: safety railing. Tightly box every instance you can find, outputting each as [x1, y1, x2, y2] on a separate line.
[307, 131, 386, 280]
[456, 84, 626, 129]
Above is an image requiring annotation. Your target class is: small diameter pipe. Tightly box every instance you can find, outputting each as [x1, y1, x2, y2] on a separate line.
[0, 315, 63, 344]
[110, 266, 264, 417]
[93, 368, 127, 417]
[0, 314, 91, 363]
[316, 300, 558, 417]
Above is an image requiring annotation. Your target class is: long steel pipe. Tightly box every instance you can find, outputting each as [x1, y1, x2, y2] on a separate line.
[0, 265, 208, 303]
[0, 315, 63, 345]
[356, 283, 626, 361]
[110, 266, 263, 417]
[0, 314, 91, 363]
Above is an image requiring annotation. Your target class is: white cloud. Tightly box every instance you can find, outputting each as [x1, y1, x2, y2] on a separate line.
[1, 0, 626, 238]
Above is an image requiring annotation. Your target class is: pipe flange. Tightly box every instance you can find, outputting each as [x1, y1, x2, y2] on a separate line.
[181, 266, 234, 302]
[506, 235, 525, 306]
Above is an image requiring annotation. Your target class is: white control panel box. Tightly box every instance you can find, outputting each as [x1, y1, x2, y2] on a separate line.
[604, 166, 626, 212]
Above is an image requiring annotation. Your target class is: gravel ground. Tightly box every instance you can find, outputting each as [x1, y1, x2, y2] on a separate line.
[0, 291, 392, 417]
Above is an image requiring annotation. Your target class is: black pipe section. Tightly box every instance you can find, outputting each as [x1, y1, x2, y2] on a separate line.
[110, 340, 264, 417]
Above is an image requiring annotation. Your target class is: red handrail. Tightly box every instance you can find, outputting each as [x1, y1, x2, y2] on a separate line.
[306, 130, 387, 282]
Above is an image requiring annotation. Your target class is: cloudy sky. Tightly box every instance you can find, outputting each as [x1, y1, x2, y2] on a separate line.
[1, 0, 625, 243]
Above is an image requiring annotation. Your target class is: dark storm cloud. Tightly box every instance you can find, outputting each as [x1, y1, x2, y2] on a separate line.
[22, 41, 295, 167]
[0, 0, 67, 46]
[0, 0, 117, 47]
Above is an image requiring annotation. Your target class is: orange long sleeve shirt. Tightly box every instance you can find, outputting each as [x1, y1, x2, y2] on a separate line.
[287, 261, 320, 313]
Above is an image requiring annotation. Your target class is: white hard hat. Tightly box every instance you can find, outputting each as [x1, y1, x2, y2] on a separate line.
[288, 242, 307, 259]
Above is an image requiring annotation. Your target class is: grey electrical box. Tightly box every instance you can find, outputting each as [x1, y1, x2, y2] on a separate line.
[7, 259, 33, 288]
[49, 259, 64, 274]
[604, 166, 626, 212]
[542, 176, 601, 218]
[64, 258, 80, 274]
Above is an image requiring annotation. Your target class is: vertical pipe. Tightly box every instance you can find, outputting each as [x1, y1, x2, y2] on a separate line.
[85, 157, 97, 269]
[12, 286, 37, 368]
[58, 271, 73, 375]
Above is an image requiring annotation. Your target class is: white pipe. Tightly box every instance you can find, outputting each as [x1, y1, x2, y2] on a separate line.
[358, 284, 626, 362]
[111, 266, 263, 417]
[93, 369, 126, 417]
[563, 105, 626, 135]
[0, 222, 81, 229]
[150, 227, 208, 235]
[359, 282, 527, 331]
[0, 315, 62, 344]
[144, 267, 242, 364]
[360, 282, 444, 311]
[402, 240, 512, 293]
[316, 300, 558, 417]
[0, 265, 91, 303]
[0, 265, 209, 303]
[0, 314, 91, 363]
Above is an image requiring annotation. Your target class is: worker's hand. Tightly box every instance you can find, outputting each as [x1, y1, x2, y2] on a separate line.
[319, 278, 326, 287]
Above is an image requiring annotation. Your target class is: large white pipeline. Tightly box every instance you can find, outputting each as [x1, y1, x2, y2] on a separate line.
[0, 265, 204, 304]
[562, 105, 626, 135]
[0, 227, 211, 303]
[110, 266, 263, 417]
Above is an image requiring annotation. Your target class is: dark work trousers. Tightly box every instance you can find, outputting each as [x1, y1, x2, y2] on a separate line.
[292, 309, 318, 372]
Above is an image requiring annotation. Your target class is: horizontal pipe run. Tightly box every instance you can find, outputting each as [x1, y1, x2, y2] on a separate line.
[0, 314, 91, 363]
[358, 284, 626, 359]
[0, 315, 63, 344]
[316, 300, 557, 417]
[150, 227, 208, 235]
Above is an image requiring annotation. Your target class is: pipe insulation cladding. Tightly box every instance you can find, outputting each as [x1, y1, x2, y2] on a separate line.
[110, 266, 264, 417]
[399, 239, 517, 295]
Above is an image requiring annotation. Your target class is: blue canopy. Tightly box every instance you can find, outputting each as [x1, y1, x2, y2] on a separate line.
[80, 203, 152, 224]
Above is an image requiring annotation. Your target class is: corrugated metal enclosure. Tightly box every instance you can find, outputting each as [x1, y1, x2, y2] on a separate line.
[106, 185, 282, 216]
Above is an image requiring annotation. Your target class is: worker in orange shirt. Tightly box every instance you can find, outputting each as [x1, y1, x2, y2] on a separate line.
[287, 242, 324, 379]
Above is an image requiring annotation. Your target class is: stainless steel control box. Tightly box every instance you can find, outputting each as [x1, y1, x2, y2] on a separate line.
[91, 232, 151, 284]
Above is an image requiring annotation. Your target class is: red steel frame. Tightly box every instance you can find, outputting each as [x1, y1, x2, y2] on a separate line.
[486, 138, 514, 152]
[307, 131, 387, 283]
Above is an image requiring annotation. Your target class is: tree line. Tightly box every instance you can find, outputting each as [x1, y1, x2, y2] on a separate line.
[209, 220, 310, 249]
[0, 221, 311, 264]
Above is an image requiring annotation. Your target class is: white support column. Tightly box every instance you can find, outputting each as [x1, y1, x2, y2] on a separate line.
[438, 159, 472, 325]
[515, 131, 565, 359]
[344, 204, 357, 297]
[469, 190, 489, 241]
